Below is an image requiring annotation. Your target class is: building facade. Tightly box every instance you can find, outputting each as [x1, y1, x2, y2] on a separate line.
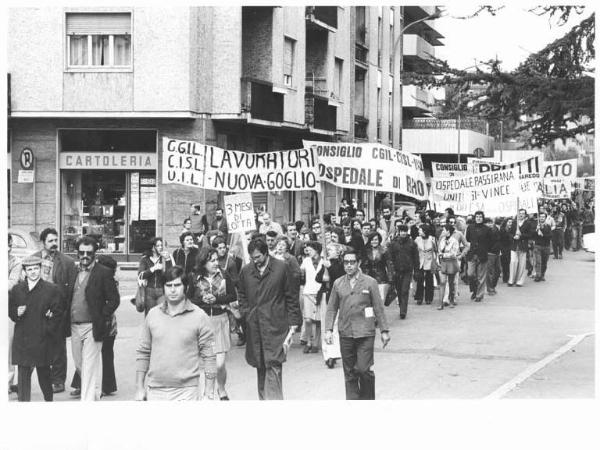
[7, 6, 452, 260]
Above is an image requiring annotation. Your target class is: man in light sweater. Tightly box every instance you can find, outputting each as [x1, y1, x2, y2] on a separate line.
[135, 265, 217, 401]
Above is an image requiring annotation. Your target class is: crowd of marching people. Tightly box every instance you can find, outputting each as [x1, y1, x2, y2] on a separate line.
[7, 196, 594, 401]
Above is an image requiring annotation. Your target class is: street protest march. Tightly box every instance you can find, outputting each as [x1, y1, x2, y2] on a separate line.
[162, 137, 321, 192]
[303, 140, 428, 200]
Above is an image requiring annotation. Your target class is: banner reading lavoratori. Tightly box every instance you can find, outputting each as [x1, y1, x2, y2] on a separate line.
[303, 140, 427, 200]
[163, 137, 320, 192]
[432, 167, 522, 216]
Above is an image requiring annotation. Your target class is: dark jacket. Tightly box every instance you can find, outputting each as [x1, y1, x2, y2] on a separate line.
[9, 279, 63, 366]
[218, 253, 242, 287]
[510, 218, 535, 252]
[172, 247, 199, 277]
[315, 258, 345, 303]
[210, 218, 229, 242]
[387, 236, 419, 276]
[488, 225, 502, 255]
[465, 223, 493, 262]
[138, 254, 173, 289]
[66, 263, 120, 341]
[533, 222, 553, 246]
[31, 250, 77, 336]
[189, 270, 236, 317]
[362, 246, 391, 283]
[238, 257, 302, 368]
[498, 227, 513, 253]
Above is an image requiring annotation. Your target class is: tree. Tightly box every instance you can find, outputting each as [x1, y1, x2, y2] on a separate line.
[405, 6, 595, 148]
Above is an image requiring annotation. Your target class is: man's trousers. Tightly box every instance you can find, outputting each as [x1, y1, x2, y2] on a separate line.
[340, 336, 376, 400]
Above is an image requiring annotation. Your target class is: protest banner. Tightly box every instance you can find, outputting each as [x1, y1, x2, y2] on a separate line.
[207, 146, 320, 192]
[303, 140, 427, 200]
[542, 159, 577, 178]
[472, 155, 543, 179]
[162, 137, 207, 187]
[540, 178, 573, 199]
[163, 137, 320, 192]
[224, 193, 255, 233]
[431, 167, 522, 216]
[431, 161, 477, 178]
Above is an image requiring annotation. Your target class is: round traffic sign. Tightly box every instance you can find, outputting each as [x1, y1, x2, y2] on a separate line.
[20, 148, 34, 170]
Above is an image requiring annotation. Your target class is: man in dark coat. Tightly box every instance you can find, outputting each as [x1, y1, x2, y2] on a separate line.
[387, 221, 419, 320]
[9, 255, 63, 401]
[237, 238, 301, 400]
[32, 227, 77, 394]
[66, 236, 120, 401]
[210, 207, 229, 243]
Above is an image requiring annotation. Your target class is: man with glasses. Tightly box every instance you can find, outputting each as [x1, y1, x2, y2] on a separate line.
[238, 238, 301, 400]
[325, 250, 390, 400]
[67, 236, 120, 401]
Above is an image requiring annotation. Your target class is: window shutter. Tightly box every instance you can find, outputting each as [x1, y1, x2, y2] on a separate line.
[66, 13, 131, 35]
[252, 192, 268, 209]
[283, 38, 293, 75]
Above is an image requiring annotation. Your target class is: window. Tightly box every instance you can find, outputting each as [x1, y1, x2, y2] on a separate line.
[388, 91, 394, 143]
[66, 13, 131, 68]
[283, 37, 295, 87]
[333, 58, 343, 99]
[377, 16, 382, 67]
[389, 8, 395, 73]
[356, 6, 366, 45]
[354, 67, 366, 117]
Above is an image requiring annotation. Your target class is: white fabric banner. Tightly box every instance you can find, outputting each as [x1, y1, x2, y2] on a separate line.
[432, 167, 523, 216]
[542, 159, 578, 179]
[162, 137, 320, 192]
[303, 140, 427, 200]
[431, 162, 477, 178]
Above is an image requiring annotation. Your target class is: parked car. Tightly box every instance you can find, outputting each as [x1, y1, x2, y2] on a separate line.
[8, 228, 41, 259]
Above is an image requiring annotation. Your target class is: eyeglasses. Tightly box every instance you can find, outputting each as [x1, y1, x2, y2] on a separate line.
[343, 260, 358, 265]
[77, 250, 94, 256]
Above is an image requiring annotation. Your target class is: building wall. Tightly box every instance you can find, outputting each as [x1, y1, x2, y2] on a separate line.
[242, 8, 273, 82]
[332, 7, 352, 134]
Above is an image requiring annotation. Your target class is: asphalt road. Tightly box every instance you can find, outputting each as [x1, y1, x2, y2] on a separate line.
[11, 249, 594, 401]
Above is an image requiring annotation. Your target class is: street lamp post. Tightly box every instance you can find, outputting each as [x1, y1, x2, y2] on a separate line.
[391, 7, 442, 149]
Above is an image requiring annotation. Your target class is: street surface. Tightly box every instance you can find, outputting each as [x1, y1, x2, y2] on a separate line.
[12, 250, 594, 401]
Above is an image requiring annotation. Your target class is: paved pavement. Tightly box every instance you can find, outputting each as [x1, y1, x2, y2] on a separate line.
[11, 249, 595, 401]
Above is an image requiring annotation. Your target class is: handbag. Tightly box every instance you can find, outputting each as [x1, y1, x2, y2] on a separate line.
[134, 272, 148, 313]
[384, 284, 397, 306]
[439, 258, 459, 275]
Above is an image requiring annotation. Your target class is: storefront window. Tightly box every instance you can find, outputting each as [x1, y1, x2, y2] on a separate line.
[61, 170, 156, 256]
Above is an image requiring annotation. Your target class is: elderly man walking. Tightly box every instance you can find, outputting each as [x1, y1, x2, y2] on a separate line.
[238, 238, 301, 400]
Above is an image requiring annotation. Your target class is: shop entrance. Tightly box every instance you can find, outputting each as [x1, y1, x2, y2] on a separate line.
[61, 170, 156, 260]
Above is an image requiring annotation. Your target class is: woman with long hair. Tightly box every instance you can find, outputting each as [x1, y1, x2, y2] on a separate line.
[362, 232, 391, 301]
[138, 237, 174, 315]
[190, 248, 236, 400]
[437, 222, 460, 310]
[414, 224, 438, 305]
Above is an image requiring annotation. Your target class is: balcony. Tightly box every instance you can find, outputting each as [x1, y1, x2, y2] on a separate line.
[403, 34, 437, 72]
[306, 6, 337, 31]
[402, 119, 494, 156]
[306, 96, 337, 132]
[402, 85, 435, 116]
[241, 78, 284, 123]
[354, 115, 368, 139]
[355, 44, 368, 66]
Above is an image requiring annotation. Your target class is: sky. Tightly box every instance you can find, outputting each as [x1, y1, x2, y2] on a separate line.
[434, 3, 594, 71]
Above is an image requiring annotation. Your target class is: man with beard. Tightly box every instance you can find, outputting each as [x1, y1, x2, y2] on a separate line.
[32, 228, 77, 394]
[387, 221, 419, 320]
[210, 207, 229, 243]
[286, 222, 303, 262]
[379, 207, 394, 246]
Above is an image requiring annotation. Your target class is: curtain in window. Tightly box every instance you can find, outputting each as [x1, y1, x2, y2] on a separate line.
[113, 35, 131, 66]
[92, 35, 109, 66]
[69, 35, 88, 65]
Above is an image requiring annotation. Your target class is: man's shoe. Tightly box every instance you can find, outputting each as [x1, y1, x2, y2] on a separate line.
[236, 334, 246, 347]
[534, 277, 541, 282]
[52, 383, 65, 394]
[300, 340, 307, 346]
[309, 346, 319, 354]
[470, 293, 476, 300]
[70, 389, 81, 398]
[515, 284, 523, 287]
[540, 276, 546, 281]
[399, 314, 406, 320]
[507, 283, 514, 287]
[9, 384, 18, 394]
[303, 345, 312, 354]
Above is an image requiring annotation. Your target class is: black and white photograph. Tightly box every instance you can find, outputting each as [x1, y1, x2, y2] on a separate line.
[2, 1, 597, 448]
